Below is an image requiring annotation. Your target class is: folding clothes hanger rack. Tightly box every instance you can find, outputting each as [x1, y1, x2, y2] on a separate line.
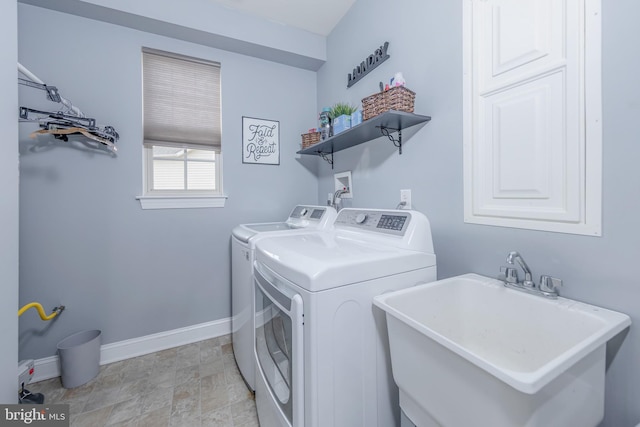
[18, 62, 119, 153]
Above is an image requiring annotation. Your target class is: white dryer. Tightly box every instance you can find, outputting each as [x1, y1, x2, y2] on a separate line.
[231, 205, 337, 391]
[253, 208, 437, 427]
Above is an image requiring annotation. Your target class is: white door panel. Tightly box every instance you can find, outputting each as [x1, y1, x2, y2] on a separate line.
[474, 70, 580, 222]
[464, 0, 600, 235]
[476, 0, 569, 90]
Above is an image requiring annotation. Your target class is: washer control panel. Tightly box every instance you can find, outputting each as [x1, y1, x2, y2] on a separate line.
[290, 205, 327, 221]
[334, 209, 411, 236]
[285, 205, 337, 229]
[309, 209, 325, 220]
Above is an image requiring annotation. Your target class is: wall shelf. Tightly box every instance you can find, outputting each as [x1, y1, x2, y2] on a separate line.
[297, 110, 431, 168]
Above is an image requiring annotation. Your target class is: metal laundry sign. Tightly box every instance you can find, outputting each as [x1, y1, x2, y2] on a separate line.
[347, 41, 390, 88]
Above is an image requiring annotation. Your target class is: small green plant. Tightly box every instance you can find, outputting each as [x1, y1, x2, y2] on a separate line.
[329, 102, 358, 119]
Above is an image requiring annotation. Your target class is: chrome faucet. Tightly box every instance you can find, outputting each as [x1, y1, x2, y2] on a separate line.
[506, 251, 535, 288]
[498, 251, 563, 298]
[330, 188, 349, 211]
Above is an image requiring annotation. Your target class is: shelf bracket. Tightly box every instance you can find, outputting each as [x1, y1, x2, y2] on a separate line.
[318, 151, 334, 169]
[378, 126, 403, 155]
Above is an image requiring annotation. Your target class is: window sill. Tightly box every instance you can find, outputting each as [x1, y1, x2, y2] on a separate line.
[136, 194, 227, 209]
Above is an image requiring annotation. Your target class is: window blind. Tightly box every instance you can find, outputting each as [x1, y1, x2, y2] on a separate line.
[143, 48, 221, 150]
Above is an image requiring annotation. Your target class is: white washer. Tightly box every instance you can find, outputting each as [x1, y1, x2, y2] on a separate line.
[231, 205, 337, 391]
[253, 208, 437, 427]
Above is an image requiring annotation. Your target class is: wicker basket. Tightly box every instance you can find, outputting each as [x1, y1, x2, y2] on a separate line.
[301, 132, 321, 149]
[361, 86, 416, 121]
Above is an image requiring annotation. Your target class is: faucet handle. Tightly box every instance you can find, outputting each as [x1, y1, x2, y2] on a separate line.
[539, 275, 563, 294]
[499, 266, 519, 284]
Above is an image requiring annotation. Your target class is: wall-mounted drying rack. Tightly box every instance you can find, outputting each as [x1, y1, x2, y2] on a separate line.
[17, 62, 119, 153]
[297, 110, 431, 169]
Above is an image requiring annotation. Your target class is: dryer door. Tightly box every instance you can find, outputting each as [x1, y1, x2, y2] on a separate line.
[254, 262, 304, 427]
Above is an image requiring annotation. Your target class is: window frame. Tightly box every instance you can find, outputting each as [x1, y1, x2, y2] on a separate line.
[138, 147, 226, 209]
[137, 48, 226, 209]
[144, 145, 221, 194]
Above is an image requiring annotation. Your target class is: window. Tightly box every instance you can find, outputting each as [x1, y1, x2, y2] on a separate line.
[147, 146, 217, 191]
[139, 48, 225, 209]
[463, 0, 601, 235]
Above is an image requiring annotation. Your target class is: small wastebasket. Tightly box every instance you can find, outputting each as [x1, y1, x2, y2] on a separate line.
[57, 330, 101, 388]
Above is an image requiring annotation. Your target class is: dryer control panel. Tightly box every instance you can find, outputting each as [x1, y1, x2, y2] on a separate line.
[334, 209, 411, 236]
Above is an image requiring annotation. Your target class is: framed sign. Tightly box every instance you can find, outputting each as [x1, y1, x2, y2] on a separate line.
[242, 116, 280, 165]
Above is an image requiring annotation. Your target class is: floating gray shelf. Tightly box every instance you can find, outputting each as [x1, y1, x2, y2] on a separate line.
[297, 110, 431, 168]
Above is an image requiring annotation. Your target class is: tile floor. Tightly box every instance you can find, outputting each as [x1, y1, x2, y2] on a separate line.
[29, 335, 259, 427]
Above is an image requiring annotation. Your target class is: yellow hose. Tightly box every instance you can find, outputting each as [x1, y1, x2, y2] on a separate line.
[18, 302, 64, 321]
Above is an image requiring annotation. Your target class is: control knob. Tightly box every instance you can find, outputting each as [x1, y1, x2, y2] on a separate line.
[355, 213, 368, 224]
[300, 208, 308, 216]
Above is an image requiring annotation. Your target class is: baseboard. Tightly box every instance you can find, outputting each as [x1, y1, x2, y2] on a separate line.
[31, 317, 231, 383]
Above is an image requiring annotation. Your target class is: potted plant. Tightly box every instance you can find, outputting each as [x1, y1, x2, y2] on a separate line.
[330, 103, 358, 135]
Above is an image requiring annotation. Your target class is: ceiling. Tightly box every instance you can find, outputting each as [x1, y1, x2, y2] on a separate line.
[207, 0, 357, 36]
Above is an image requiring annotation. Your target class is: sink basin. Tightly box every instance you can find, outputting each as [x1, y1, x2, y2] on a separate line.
[373, 273, 631, 427]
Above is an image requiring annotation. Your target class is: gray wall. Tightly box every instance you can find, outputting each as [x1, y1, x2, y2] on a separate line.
[1, 0, 19, 404]
[19, 0, 327, 70]
[14, 0, 640, 424]
[316, 0, 640, 425]
[18, 4, 319, 360]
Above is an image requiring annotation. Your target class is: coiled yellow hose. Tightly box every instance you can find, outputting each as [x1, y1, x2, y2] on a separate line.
[18, 302, 65, 321]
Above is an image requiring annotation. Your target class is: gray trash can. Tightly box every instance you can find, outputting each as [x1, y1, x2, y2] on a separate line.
[57, 330, 101, 388]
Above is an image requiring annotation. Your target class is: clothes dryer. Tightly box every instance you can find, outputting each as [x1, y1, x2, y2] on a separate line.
[253, 208, 437, 427]
[231, 205, 336, 391]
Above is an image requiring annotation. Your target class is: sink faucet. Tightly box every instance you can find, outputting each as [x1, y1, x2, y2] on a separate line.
[499, 251, 563, 298]
[506, 251, 535, 288]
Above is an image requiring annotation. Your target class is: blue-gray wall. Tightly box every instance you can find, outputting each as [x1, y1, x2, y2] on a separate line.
[1, 0, 19, 404]
[316, 0, 640, 425]
[15, 0, 640, 424]
[19, 0, 327, 71]
[18, 4, 319, 360]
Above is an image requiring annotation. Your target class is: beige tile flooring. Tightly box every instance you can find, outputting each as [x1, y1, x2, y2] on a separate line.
[29, 335, 259, 427]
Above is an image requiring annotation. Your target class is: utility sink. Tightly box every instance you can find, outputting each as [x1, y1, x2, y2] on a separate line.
[373, 274, 631, 427]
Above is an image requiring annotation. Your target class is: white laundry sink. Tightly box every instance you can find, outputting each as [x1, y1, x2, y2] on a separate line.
[373, 273, 631, 427]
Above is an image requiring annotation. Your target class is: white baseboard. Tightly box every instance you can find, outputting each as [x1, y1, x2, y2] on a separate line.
[31, 317, 231, 383]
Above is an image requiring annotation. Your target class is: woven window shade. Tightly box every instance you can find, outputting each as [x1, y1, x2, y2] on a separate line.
[143, 48, 221, 150]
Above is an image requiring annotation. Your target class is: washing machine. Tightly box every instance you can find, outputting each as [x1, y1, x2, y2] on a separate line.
[231, 205, 337, 391]
[253, 208, 437, 427]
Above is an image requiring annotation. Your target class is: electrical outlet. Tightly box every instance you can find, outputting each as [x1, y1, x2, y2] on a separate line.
[400, 189, 412, 209]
